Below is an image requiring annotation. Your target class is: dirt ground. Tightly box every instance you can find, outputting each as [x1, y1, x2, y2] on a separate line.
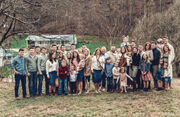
[0, 78, 180, 117]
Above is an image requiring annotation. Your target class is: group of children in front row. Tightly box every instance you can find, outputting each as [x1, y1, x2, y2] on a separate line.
[11, 37, 174, 99]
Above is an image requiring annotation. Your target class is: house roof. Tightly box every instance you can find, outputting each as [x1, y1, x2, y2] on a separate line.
[26, 34, 77, 42]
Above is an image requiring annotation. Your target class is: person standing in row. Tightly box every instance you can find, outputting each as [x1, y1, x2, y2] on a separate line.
[163, 37, 175, 87]
[37, 47, 49, 96]
[137, 45, 145, 89]
[11, 48, 27, 99]
[46, 52, 58, 96]
[91, 48, 105, 93]
[131, 47, 140, 92]
[77, 54, 85, 95]
[141, 54, 151, 91]
[101, 46, 109, 91]
[151, 42, 161, 89]
[107, 45, 117, 64]
[105, 57, 114, 92]
[26, 47, 39, 97]
[84, 49, 92, 94]
[58, 60, 69, 95]
[69, 65, 77, 94]
[117, 67, 133, 93]
[112, 62, 120, 92]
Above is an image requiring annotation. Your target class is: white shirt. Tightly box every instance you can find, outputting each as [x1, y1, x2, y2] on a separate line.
[46, 60, 58, 77]
[145, 50, 154, 62]
[164, 68, 171, 77]
[167, 43, 175, 62]
[126, 56, 132, 66]
[70, 71, 77, 82]
[121, 42, 129, 47]
[91, 55, 105, 71]
[102, 53, 109, 60]
[112, 67, 120, 79]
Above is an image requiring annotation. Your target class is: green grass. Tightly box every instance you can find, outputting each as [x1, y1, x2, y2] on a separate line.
[0, 79, 180, 116]
[10, 36, 27, 48]
[77, 35, 122, 54]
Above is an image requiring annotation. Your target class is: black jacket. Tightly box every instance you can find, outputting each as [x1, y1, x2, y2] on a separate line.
[152, 48, 161, 65]
[132, 53, 140, 66]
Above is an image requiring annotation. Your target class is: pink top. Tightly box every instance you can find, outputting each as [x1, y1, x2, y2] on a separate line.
[72, 58, 79, 71]
[119, 73, 128, 87]
[78, 59, 85, 71]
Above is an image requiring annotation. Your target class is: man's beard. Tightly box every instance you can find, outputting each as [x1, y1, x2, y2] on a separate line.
[111, 50, 115, 53]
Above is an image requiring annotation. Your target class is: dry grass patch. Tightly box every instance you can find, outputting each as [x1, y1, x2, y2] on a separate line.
[0, 78, 180, 117]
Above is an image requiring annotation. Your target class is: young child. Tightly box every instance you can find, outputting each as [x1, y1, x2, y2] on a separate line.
[112, 62, 120, 92]
[140, 54, 151, 91]
[105, 57, 114, 92]
[69, 65, 77, 94]
[77, 54, 85, 95]
[58, 60, 69, 95]
[163, 62, 171, 90]
[121, 36, 129, 48]
[155, 59, 164, 90]
[117, 67, 133, 93]
[126, 52, 132, 66]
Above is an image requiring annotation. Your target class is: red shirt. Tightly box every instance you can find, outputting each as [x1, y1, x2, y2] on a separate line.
[58, 66, 69, 79]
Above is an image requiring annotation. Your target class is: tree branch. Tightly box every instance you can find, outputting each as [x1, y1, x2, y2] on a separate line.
[0, 13, 15, 46]
[3, 12, 40, 24]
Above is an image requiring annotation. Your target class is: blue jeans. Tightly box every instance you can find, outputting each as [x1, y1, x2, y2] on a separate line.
[49, 71, 57, 86]
[15, 74, 26, 97]
[101, 73, 106, 88]
[113, 79, 120, 89]
[107, 77, 113, 92]
[28, 72, 37, 96]
[38, 71, 49, 95]
[58, 78, 68, 95]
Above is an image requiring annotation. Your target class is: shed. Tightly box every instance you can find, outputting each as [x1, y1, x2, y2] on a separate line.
[26, 34, 77, 50]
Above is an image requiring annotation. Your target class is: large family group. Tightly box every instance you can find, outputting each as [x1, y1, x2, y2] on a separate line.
[11, 36, 175, 99]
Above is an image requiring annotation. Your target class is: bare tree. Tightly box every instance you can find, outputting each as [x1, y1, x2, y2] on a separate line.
[0, 0, 175, 47]
[0, 0, 43, 47]
[132, 0, 180, 77]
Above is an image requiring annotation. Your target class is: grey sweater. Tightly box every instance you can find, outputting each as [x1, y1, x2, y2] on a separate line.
[26, 55, 39, 73]
[38, 53, 48, 74]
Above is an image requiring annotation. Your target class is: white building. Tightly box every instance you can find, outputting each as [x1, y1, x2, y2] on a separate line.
[0, 48, 4, 67]
[26, 34, 77, 50]
[0, 48, 14, 67]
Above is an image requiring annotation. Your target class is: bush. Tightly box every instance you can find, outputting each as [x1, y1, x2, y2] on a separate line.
[11, 36, 27, 48]
[0, 65, 12, 78]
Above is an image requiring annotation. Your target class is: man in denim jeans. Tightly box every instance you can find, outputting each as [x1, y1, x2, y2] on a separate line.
[11, 48, 27, 99]
[37, 47, 49, 95]
[26, 47, 39, 97]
